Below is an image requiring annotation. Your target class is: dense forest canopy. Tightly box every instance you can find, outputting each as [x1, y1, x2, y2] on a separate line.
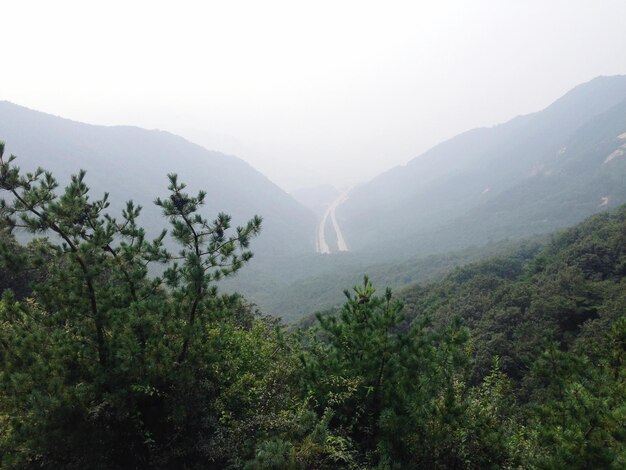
[1, 143, 625, 468]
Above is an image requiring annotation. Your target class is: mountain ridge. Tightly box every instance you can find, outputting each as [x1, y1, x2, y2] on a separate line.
[337, 75, 626, 255]
[0, 100, 318, 257]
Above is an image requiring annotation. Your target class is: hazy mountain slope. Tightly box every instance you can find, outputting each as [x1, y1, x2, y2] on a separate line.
[290, 184, 339, 217]
[338, 75, 626, 255]
[0, 101, 317, 256]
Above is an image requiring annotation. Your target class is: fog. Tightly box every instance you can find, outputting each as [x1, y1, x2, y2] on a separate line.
[2, 0, 626, 191]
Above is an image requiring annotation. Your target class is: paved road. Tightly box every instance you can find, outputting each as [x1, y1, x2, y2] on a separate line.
[316, 209, 331, 254]
[316, 189, 350, 254]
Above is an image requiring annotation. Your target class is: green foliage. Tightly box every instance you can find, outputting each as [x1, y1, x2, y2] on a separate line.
[0, 146, 282, 468]
[291, 276, 544, 469]
[531, 319, 626, 468]
[399, 204, 626, 468]
[2, 140, 626, 468]
[402, 206, 626, 386]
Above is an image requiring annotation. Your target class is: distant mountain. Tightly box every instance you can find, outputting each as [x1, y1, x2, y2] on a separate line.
[0, 101, 317, 256]
[290, 184, 339, 217]
[337, 75, 626, 257]
[5, 74, 625, 322]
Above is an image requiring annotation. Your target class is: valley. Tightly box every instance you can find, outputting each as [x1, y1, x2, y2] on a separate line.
[315, 188, 351, 254]
[3, 76, 626, 321]
[3, 3, 626, 467]
[228, 75, 626, 319]
[1, 76, 626, 468]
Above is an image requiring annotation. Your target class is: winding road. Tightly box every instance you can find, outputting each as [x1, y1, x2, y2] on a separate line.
[316, 189, 351, 254]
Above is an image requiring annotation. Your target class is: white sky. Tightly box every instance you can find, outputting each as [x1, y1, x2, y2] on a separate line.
[2, 0, 626, 191]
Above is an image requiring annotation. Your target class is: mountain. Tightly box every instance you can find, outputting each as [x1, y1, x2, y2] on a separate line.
[4, 76, 625, 321]
[290, 184, 339, 217]
[232, 75, 626, 320]
[337, 75, 626, 257]
[0, 101, 317, 257]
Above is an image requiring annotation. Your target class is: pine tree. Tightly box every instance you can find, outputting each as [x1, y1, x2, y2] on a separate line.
[302, 276, 469, 467]
[0, 143, 268, 467]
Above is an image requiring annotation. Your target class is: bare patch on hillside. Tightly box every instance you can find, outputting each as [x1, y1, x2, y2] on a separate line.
[604, 146, 625, 164]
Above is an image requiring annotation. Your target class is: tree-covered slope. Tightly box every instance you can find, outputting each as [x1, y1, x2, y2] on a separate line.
[0, 101, 317, 257]
[400, 203, 626, 387]
[290, 204, 626, 466]
[248, 237, 543, 322]
[338, 75, 626, 256]
[2, 151, 625, 468]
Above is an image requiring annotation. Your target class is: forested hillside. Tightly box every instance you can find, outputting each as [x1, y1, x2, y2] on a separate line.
[227, 76, 626, 318]
[0, 101, 317, 257]
[1, 145, 624, 468]
[3, 76, 625, 321]
[252, 237, 544, 322]
[400, 204, 626, 386]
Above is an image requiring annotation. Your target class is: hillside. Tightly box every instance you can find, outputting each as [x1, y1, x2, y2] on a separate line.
[338, 75, 626, 256]
[3, 76, 626, 322]
[0, 101, 317, 257]
[0, 100, 626, 469]
[279, 205, 626, 467]
[225, 76, 626, 320]
[399, 204, 626, 387]
[2, 125, 626, 469]
[254, 237, 544, 322]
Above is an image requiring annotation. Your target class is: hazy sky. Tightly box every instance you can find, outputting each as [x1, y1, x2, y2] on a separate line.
[2, 0, 626, 191]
